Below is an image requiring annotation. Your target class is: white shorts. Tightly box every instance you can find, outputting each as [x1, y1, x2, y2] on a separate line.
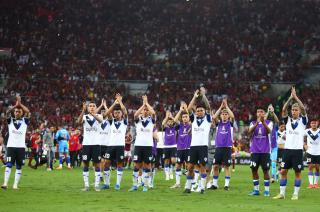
[125, 150, 132, 157]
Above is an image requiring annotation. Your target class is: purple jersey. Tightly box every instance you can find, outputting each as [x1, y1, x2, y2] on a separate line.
[215, 121, 233, 148]
[164, 126, 177, 146]
[152, 139, 157, 156]
[177, 123, 191, 150]
[250, 120, 272, 153]
[270, 125, 277, 149]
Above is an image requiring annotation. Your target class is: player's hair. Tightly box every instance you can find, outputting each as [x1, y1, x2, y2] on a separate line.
[195, 103, 206, 110]
[113, 104, 122, 111]
[291, 103, 300, 109]
[255, 106, 265, 111]
[279, 121, 286, 126]
[88, 101, 96, 105]
[221, 109, 228, 114]
[309, 116, 318, 122]
[181, 111, 189, 116]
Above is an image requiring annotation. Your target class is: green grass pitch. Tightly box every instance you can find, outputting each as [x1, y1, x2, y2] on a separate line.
[0, 164, 319, 212]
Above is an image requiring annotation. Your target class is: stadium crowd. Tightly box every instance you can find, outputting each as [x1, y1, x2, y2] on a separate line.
[0, 0, 320, 154]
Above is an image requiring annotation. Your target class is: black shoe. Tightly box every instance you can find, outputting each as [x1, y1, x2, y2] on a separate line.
[200, 189, 205, 194]
[209, 185, 218, 190]
[183, 189, 191, 193]
[224, 186, 229, 191]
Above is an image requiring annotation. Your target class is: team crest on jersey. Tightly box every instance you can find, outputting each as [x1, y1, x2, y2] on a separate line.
[86, 116, 96, 126]
[141, 119, 150, 128]
[204, 157, 207, 162]
[196, 118, 204, 127]
[13, 120, 22, 130]
[298, 164, 302, 169]
[114, 121, 121, 129]
[83, 155, 87, 160]
[291, 119, 299, 130]
[101, 121, 108, 130]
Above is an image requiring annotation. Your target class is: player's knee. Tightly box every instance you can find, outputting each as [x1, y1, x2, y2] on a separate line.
[16, 164, 22, 170]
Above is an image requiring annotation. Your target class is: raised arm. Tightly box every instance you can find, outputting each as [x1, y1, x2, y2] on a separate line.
[291, 87, 306, 116]
[134, 105, 145, 121]
[188, 90, 199, 113]
[95, 99, 105, 114]
[116, 93, 128, 117]
[76, 102, 87, 124]
[105, 100, 118, 119]
[282, 88, 294, 118]
[162, 111, 170, 128]
[213, 101, 224, 122]
[224, 99, 235, 121]
[200, 87, 211, 111]
[266, 104, 279, 125]
[144, 95, 156, 119]
[174, 102, 187, 124]
[17, 97, 30, 118]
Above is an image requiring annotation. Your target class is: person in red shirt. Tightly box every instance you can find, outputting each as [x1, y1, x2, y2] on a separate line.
[124, 133, 132, 169]
[68, 128, 80, 168]
[28, 130, 41, 169]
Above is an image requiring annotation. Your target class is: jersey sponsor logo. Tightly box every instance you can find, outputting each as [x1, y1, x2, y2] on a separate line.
[288, 130, 299, 135]
[86, 127, 98, 132]
[11, 129, 23, 135]
[82, 155, 88, 161]
[193, 127, 205, 132]
[140, 128, 151, 132]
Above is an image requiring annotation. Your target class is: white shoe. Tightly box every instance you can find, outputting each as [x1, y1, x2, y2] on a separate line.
[165, 175, 170, 181]
[195, 186, 201, 193]
[13, 184, 18, 190]
[170, 184, 181, 189]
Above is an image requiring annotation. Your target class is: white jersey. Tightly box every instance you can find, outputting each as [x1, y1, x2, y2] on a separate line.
[305, 128, 320, 156]
[82, 114, 103, 145]
[284, 116, 308, 150]
[190, 113, 212, 146]
[99, 119, 111, 146]
[7, 117, 29, 148]
[134, 116, 155, 147]
[108, 118, 128, 146]
[277, 130, 286, 145]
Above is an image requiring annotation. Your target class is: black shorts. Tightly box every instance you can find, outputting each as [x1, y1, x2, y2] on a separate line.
[133, 146, 153, 163]
[250, 153, 271, 171]
[306, 153, 320, 165]
[163, 148, 177, 160]
[6, 147, 25, 167]
[101, 146, 108, 159]
[281, 149, 304, 171]
[177, 149, 189, 164]
[105, 146, 124, 162]
[187, 146, 208, 165]
[214, 147, 232, 166]
[277, 148, 284, 163]
[82, 145, 101, 163]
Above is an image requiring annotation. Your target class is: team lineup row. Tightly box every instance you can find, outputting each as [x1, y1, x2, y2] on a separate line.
[2, 87, 320, 200]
